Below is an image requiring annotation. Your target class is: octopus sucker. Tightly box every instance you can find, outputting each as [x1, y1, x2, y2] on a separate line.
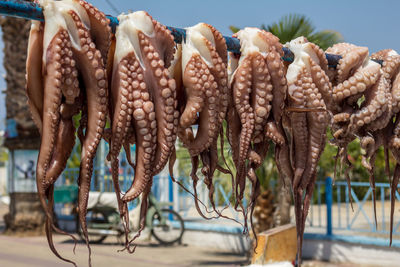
[108, 55, 136, 243]
[25, 6, 400, 263]
[67, 12, 109, 263]
[180, 23, 221, 156]
[326, 43, 368, 82]
[28, 1, 111, 265]
[284, 37, 331, 264]
[227, 28, 290, 232]
[121, 57, 157, 202]
[34, 26, 79, 266]
[231, 55, 254, 200]
[327, 43, 380, 105]
[170, 23, 231, 219]
[229, 28, 270, 202]
[110, 12, 176, 205]
[76, 0, 111, 62]
[264, 32, 287, 124]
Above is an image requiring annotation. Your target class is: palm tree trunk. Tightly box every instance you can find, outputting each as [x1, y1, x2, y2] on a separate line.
[1, 17, 44, 234]
[273, 176, 292, 226]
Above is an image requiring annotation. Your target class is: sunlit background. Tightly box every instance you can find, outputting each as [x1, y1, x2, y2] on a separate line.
[0, 0, 399, 130]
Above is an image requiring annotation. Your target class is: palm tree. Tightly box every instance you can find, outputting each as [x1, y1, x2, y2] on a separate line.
[230, 14, 343, 231]
[230, 14, 342, 50]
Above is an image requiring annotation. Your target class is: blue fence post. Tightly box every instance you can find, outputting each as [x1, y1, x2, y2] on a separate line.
[168, 175, 173, 208]
[326, 176, 333, 236]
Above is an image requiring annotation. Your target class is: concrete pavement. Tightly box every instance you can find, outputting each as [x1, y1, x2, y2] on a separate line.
[0, 234, 249, 267]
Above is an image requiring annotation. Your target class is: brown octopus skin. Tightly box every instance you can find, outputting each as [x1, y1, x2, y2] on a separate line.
[114, 12, 177, 202]
[137, 28, 177, 177]
[328, 44, 382, 153]
[122, 54, 157, 202]
[77, 0, 111, 63]
[108, 55, 135, 237]
[199, 25, 229, 180]
[195, 25, 229, 212]
[179, 23, 227, 158]
[67, 8, 110, 263]
[30, 1, 92, 265]
[229, 28, 289, 205]
[329, 43, 369, 84]
[26, 21, 44, 134]
[361, 50, 400, 242]
[285, 37, 331, 265]
[231, 55, 255, 200]
[173, 24, 230, 219]
[327, 43, 378, 105]
[35, 32, 82, 265]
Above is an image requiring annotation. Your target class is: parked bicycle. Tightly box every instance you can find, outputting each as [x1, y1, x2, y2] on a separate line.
[54, 186, 185, 245]
[76, 191, 185, 245]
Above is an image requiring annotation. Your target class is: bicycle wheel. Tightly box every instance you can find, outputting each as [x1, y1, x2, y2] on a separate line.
[77, 208, 108, 244]
[151, 208, 185, 245]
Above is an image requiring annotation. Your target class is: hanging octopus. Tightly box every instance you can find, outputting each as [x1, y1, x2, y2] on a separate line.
[173, 23, 229, 217]
[359, 49, 400, 244]
[283, 37, 331, 264]
[26, 0, 111, 265]
[227, 28, 287, 230]
[327, 43, 381, 144]
[326, 43, 382, 209]
[108, 11, 178, 249]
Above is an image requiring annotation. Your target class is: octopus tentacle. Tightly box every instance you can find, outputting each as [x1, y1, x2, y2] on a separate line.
[285, 37, 331, 264]
[181, 23, 221, 156]
[108, 51, 137, 241]
[26, 21, 44, 133]
[36, 29, 65, 191]
[66, 10, 109, 262]
[346, 71, 385, 134]
[251, 54, 272, 143]
[125, 13, 177, 177]
[231, 55, 254, 200]
[139, 37, 177, 175]
[180, 55, 206, 128]
[326, 43, 368, 84]
[76, 0, 111, 63]
[332, 60, 381, 103]
[287, 70, 308, 190]
[122, 56, 157, 201]
[264, 32, 287, 123]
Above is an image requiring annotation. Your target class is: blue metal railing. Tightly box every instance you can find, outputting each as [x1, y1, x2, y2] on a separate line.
[308, 177, 400, 237]
[55, 162, 400, 240]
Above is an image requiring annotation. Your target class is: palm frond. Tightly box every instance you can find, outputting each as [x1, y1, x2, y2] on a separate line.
[266, 14, 315, 44]
[230, 14, 343, 50]
[307, 30, 343, 50]
[229, 26, 241, 34]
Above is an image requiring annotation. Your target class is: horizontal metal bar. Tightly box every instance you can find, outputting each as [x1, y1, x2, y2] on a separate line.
[315, 180, 400, 188]
[0, 0, 350, 66]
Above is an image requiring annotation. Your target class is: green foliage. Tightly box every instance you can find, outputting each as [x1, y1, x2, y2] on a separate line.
[231, 14, 343, 50]
[0, 135, 8, 167]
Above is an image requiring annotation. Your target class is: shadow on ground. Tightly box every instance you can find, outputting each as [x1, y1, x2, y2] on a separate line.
[190, 250, 249, 266]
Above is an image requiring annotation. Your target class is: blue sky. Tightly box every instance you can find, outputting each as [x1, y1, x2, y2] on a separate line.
[0, 0, 399, 130]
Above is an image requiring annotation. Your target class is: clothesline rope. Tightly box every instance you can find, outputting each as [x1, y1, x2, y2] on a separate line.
[0, 0, 381, 67]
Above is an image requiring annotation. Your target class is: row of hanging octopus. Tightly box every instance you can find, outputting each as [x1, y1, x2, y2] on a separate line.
[25, 0, 400, 266]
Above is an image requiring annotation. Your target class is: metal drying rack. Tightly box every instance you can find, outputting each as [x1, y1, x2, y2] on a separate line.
[0, 0, 383, 67]
[0, 0, 348, 66]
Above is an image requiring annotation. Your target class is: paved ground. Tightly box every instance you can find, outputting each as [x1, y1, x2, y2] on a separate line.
[0, 233, 381, 267]
[0, 234, 250, 267]
[0, 201, 386, 267]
